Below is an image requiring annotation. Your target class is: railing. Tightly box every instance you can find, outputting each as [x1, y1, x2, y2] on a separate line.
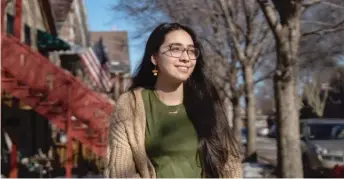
[1, 34, 113, 157]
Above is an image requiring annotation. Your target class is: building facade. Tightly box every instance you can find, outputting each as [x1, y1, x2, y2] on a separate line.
[1, 0, 112, 177]
[90, 31, 129, 65]
[90, 31, 131, 100]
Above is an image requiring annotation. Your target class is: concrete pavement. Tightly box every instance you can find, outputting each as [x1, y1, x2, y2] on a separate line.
[256, 137, 277, 166]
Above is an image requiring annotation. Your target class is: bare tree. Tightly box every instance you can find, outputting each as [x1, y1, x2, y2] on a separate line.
[215, 0, 274, 157]
[257, 0, 304, 177]
[302, 74, 329, 117]
[299, 0, 344, 85]
[256, 79, 275, 115]
[256, 0, 344, 118]
[257, 0, 344, 177]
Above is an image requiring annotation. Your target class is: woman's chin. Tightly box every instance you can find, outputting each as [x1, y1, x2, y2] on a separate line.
[172, 75, 190, 83]
[163, 72, 192, 84]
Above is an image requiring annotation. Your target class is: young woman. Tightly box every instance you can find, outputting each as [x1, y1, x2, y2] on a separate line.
[105, 23, 242, 178]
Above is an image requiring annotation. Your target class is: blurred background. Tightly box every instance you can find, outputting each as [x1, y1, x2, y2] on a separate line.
[1, 0, 344, 178]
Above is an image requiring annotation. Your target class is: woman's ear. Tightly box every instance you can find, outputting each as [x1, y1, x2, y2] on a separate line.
[151, 55, 157, 65]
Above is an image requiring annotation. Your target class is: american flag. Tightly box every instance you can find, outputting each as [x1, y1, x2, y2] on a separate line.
[79, 38, 112, 92]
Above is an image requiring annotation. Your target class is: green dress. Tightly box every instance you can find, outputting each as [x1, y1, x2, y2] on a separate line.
[142, 89, 202, 178]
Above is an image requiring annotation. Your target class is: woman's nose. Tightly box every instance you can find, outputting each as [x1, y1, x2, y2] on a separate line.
[180, 50, 190, 62]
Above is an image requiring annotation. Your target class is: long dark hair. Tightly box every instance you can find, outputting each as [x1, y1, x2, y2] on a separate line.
[130, 23, 241, 177]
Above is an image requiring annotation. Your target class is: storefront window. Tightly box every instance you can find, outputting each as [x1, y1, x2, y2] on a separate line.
[6, 14, 14, 35]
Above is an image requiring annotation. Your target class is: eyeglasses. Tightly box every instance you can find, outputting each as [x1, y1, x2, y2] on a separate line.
[161, 45, 200, 60]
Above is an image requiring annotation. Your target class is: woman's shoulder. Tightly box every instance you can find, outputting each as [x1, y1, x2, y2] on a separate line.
[111, 88, 144, 123]
[116, 88, 144, 106]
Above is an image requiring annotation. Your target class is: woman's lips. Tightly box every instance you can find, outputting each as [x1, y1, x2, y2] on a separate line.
[176, 66, 189, 72]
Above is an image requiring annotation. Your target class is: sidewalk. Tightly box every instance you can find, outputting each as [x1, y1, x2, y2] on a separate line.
[243, 162, 276, 178]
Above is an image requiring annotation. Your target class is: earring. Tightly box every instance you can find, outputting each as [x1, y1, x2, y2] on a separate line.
[152, 65, 158, 76]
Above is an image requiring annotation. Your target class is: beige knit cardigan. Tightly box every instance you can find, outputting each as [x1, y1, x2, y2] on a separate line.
[104, 88, 243, 178]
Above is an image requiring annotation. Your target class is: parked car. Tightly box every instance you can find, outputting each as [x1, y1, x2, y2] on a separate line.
[300, 119, 344, 177]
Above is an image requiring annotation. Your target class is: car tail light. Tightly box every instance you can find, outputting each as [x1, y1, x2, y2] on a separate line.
[332, 165, 344, 178]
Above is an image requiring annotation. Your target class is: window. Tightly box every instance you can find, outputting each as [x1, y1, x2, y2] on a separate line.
[308, 123, 344, 140]
[39, 50, 49, 58]
[6, 14, 14, 35]
[60, 54, 80, 76]
[24, 25, 31, 45]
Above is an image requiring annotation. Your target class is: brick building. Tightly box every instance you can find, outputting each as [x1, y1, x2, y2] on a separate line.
[1, 0, 112, 177]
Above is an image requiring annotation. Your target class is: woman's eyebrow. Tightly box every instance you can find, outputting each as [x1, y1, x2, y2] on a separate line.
[168, 43, 195, 47]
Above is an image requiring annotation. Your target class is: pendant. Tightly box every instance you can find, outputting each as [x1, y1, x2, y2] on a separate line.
[168, 110, 178, 114]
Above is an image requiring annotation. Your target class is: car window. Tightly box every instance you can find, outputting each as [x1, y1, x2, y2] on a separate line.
[307, 123, 344, 140]
[333, 125, 344, 138]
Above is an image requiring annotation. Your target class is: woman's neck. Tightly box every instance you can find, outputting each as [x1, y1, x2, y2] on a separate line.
[154, 77, 184, 106]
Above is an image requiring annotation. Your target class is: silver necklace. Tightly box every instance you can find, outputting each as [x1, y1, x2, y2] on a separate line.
[153, 90, 180, 114]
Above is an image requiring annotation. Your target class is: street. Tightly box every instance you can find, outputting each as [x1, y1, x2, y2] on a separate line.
[255, 136, 344, 178]
[257, 137, 277, 166]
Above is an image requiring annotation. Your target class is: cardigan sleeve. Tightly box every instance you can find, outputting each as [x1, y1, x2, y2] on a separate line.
[104, 93, 140, 178]
[104, 120, 140, 178]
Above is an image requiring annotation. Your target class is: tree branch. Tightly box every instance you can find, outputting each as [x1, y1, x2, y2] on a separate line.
[251, 27, 271, 64]
[243, 0, 255, 60]
[257, 0, 282, 40]
[236, 70, 273, 98]
[302, 73, 329, 117]
[219, 0, 246, 63]
[302, 0, 321, 8]
[302, 19, 344, 37]
[302, 0, 344, 15]
[301, 20, 337, 27]
[199, 36, 226, 59]
[320, 1, 344, 9]
[213, 75, 232, 99]
[255, 70, 274, 84]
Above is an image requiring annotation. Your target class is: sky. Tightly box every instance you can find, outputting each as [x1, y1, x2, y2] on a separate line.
[84, 0, 144, 74]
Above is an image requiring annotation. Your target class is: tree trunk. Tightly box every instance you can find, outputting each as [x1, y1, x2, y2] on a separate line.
[274, 22, 303, 179]
[242, 65, 256, 157]
[258, 0, 304, 177]
[231, 96, 242, 144]
[274, 67, 303, 177]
